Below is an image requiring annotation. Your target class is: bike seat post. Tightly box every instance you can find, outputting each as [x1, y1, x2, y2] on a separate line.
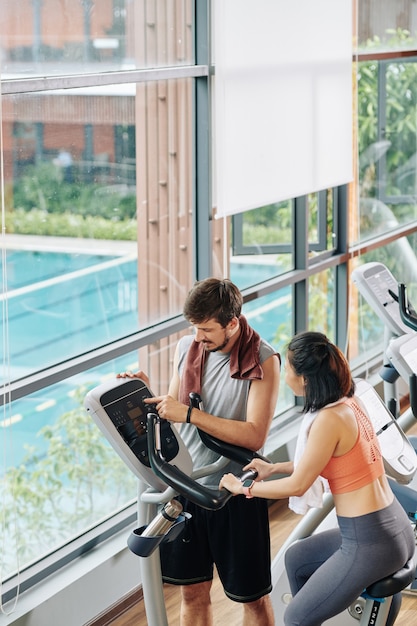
[358, 594, 394, 625]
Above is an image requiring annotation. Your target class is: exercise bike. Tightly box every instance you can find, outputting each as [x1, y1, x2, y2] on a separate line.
[351, 261, 417, 424]
[352, 262, 417, 595]
[85, 373, 417, 625]
[84, 378, 266, 626]
[349, 262, 417, 607]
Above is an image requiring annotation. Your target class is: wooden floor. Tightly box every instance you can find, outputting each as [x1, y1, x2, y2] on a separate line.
[96, 496, 417, 626]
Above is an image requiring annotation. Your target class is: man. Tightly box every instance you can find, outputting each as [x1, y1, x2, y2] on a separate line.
[120, 278, 280, 625]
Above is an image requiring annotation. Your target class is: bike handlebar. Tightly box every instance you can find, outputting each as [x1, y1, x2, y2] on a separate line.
[188, 391, 270, 465]
[146, 413, 259, 511]
[388, 285, 417, 332]
[398, 284, 417, 332]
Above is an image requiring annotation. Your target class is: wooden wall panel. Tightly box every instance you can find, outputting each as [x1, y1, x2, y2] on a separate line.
[135, 0, 194, 393]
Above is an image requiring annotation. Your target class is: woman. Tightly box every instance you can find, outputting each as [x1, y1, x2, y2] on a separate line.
[219, 331, 415, 626]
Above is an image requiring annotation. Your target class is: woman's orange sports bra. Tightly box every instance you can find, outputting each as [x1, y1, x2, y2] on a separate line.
[320, 397, 385, 495]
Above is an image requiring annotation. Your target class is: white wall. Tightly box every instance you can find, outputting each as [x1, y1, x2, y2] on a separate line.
[2, 530, 140, 626]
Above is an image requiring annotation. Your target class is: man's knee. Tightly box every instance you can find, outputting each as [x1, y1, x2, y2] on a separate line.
[181, 580, 212, 606]
[243, 594, 274, 625]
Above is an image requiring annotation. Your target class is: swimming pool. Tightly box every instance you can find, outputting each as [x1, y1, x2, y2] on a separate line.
[3, 250, 139, 380]
[4, 249, 117, 291]
[2, 250, 288, 380]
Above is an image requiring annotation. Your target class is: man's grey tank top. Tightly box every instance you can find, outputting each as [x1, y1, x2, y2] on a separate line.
[177, 334, 277, 486]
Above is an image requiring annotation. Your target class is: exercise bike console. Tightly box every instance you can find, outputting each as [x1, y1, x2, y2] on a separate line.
[85, 377, 263, 507]
[351, 262, 412, 336]
[355, 379, 417, 483]
[84, 377, 192, 491]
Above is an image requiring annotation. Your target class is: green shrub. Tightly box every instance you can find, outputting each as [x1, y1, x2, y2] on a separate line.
[5, 208, 137, 240]
[12, 162, 136, 219]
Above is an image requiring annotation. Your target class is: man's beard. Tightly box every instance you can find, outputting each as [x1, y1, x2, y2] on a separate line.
[203, 332, 230, 353]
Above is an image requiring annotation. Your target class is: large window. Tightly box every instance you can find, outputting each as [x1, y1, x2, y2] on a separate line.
[1, 0, 199, 597]
[2, 0, 417, 618]
[351, 9, 417, 363]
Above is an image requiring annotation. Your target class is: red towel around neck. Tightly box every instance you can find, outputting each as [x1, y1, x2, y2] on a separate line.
[178, 315, 263, 404]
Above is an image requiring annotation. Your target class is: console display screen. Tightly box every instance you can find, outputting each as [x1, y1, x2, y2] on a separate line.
[127, 405, 143, 420]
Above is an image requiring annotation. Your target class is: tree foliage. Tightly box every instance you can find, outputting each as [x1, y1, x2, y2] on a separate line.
[2, 385, 137, 573]
[8, 162, 137, 239]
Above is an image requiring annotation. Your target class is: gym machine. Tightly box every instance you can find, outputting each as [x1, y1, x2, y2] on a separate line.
[85, 367, 417, 625]
[351, 261, 417, 423]
[270, 263, 417, 624]
[84, 377, 263, 626]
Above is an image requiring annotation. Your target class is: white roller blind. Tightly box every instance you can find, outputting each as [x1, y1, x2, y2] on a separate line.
[213, 0, 353, 217]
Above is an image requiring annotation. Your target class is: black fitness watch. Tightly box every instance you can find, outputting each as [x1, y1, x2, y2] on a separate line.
[242, 478, 255, 499]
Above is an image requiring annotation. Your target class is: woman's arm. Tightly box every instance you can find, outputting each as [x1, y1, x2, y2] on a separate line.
[242, 458, 294, 481]
[220, 407, 342, 498]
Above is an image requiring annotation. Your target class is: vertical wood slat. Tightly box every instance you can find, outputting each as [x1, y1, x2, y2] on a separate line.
[155, 1, 169, 387]
[135, 1, 154, 384]
[134, 1, 194, 392]
[166, 1, 181, 376]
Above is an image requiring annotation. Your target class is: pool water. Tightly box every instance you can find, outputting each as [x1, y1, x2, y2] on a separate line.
[230, 260, 280, 290]
[2, 250, 290, 470]
[3, 251, 139, 379]
[4, 250, 116, 291]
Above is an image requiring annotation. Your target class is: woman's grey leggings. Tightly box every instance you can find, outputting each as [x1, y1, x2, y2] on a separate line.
[284, 497, 416, 626]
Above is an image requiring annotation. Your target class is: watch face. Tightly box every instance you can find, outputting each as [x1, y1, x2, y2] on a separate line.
[242, 478, 254, 489]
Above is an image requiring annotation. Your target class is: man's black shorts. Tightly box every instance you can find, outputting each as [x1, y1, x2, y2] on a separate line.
[160, 494, 272, 603]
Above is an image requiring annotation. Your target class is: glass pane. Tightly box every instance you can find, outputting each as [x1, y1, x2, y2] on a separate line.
[231, 254, 291, 291]
[308, 268, 335, 341]
[349, 235, 417, 365]
[230, 200, 293, 288]
[357, 59, 417, 242]
[3, 78, 194, 381]
[2, 356, 136, 580]
[1, 0, 194, 78]
[308, 193, 320, 246]
[358, 1, 417, 52]
[307, 189, 336, 256]
[236, 200, 293, 249]
[384, 61, 417, 203]
[242, 286, 293, 413]
[1, 332, 186, 580]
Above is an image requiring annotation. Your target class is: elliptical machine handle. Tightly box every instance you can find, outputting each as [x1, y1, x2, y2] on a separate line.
[188, 392, 271, 466]
[147, 413, 231, 510]
[147, 413, 260, 510]
[390, 284, 417, 332]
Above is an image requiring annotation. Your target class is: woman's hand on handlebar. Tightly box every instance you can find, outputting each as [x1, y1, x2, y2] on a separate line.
[219, 473, 244, 496]
[242, 458, 273, 481]
[219, 460, 274, 494]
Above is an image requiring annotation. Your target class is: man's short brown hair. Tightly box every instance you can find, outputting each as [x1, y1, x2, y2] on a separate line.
[183, 278, 243, 327]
